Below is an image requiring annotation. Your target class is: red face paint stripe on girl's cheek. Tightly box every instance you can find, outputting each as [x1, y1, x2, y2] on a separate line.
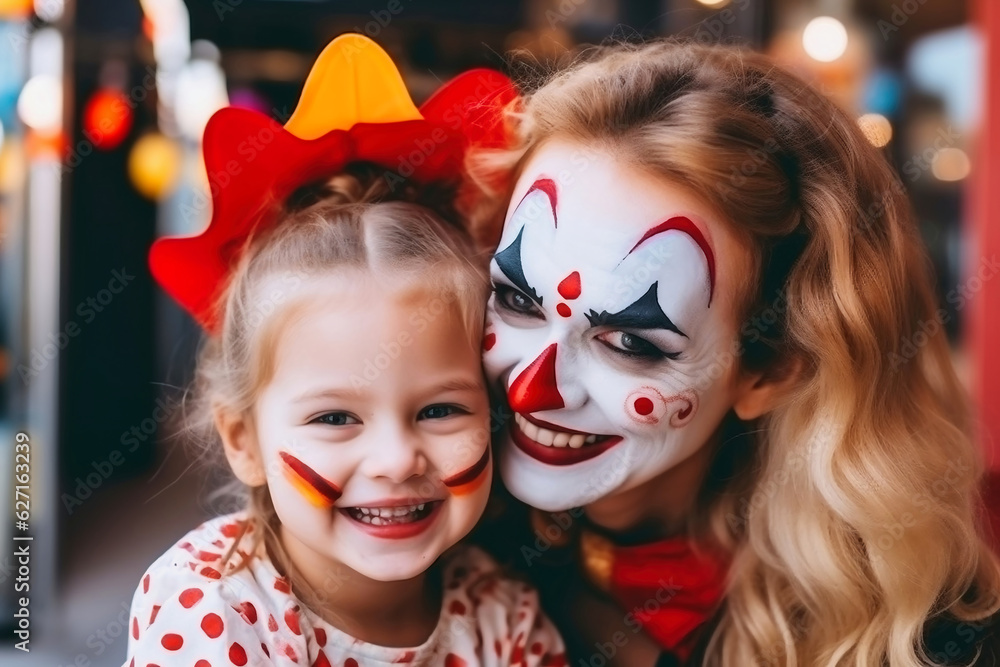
[442, 447, 490, 494]
[627, 216, 716, 305]
[278, 451, 342, 508]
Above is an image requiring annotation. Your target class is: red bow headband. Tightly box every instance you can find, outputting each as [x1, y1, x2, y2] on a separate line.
[149, 33, 516, 333]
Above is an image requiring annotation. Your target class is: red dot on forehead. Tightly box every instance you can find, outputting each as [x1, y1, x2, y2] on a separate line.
[556, 303, 572, 318]
[634, 397, 654, 415]
[557, 271, 582, 300]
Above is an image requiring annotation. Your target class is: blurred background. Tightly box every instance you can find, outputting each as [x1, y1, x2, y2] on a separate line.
[0, 0, 997, 664]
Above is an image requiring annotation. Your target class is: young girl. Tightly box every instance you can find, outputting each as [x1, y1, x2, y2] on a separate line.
[472, 40, 1000, 665]
[124, 35, 563, 667]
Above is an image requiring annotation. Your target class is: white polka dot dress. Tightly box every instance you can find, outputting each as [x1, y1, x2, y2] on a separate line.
[123, 512, 566, 667]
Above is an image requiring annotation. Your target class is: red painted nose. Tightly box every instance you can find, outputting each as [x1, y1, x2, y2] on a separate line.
[508, 344, 565, 414]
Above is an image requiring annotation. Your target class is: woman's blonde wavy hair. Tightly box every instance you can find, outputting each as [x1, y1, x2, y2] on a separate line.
[179, 163, 490, 612]
[470, 40, 1000, 666]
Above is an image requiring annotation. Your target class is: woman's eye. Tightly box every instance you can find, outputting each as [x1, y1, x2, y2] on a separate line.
[597, 331, 679, 361]
[494, 284, 542, 319]
[419, 404, 465, 420]
[312, 412, 361, 426]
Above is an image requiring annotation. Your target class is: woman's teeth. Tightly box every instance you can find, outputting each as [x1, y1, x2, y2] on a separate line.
[514, 413, 599, 448]
[346, 503, 431, 525]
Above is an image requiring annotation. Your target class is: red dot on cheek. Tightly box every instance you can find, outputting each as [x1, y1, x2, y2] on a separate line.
[556, 303, 572, 318]
[483, 333, 497, 351]
[634, 397, 655, 416]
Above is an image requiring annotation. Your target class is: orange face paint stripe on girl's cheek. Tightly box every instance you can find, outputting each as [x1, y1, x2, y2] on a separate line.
[442, 447, 491, 496]
[278, 451, 342, 509]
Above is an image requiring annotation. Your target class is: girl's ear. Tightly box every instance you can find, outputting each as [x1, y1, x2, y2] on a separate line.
[732, 357, 803, 421]
[214, 406, 267, 487]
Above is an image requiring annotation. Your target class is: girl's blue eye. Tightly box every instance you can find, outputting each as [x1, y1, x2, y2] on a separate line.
[312, 412, 360, 426]
[419, 405, 463, 420]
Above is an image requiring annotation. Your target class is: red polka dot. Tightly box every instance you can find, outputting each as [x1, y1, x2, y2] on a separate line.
[180, 542, 194, 552]
[200, 566, 222, 580]
[261, 644, 269, 657]
[198, 551, 221, 562]
[149, 605, 161, 624]
[195, 661, 211, 667]
[444, 655, 467, 667]
[396, 650, 416, 662]
[142, 574, 150, 593]
[234, 601, 257, 625]
[556, 303, 572, 318]
[494, 639, 502, 656]
[314, 627, 326, 646]
[201, 613, 224, 638]
[129, 659, 134, 667]
[634, 397, 654, 415]
[161, 633, 183, 651]
[267, 614, 278, 632]
[448, 599, 467, 615]
[220, 523, 240, 538]
[131, 617, 139, 639]
[179, 588, 204, 608]
[212, 539, 225, 548]
[311, 649, 330, 667]
[228, 642, 247, 666]
[345, 659, 359, 667]
[531, 642, 544, 655]
[278, 640, 297, 662]
[284, 606, 301, 635]
[274, 577, 290, 594]
[483, 333, 497, 351]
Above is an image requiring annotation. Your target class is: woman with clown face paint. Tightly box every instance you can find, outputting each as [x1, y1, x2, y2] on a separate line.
[471, 41, 1000, 666]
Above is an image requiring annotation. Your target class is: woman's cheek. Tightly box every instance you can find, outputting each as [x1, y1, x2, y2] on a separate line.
[623, 386, 699, 428]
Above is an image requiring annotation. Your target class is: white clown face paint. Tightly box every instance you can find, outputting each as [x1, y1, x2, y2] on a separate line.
[483, 140, 747, 511]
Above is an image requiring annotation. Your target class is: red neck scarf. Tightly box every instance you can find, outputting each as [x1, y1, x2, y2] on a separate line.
[580, 530, 730, 661]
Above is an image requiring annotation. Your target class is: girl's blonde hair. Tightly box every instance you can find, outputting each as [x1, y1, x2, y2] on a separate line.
[472, 41, 1000, 666]
[182, 163, 489, 610]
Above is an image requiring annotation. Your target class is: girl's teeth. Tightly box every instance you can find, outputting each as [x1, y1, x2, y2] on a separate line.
[568, 434, 586, 448]
[553, 432, 570, 447]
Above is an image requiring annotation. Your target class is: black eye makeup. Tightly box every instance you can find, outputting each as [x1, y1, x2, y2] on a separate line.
[493, 282, 544, 319]
[595, 330, 681, 361]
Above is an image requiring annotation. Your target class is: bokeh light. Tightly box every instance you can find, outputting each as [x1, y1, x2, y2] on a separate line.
[16, 75, 62, 134]
[128, 133, 181, 200]
[932, 147, 971, 182]
[858, 113, 893, 147]
[803, 16, 848, 62]
[83, 89, 134, 151]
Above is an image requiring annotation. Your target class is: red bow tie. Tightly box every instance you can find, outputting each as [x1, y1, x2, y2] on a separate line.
[580, 530, 730, 661]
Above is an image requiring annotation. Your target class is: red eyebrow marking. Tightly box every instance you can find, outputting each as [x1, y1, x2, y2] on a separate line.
[521, 178, 558, 227]
[626, 216, 716, 305]
[279, 451, 342, 508]
[442, 447, 490, 495]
